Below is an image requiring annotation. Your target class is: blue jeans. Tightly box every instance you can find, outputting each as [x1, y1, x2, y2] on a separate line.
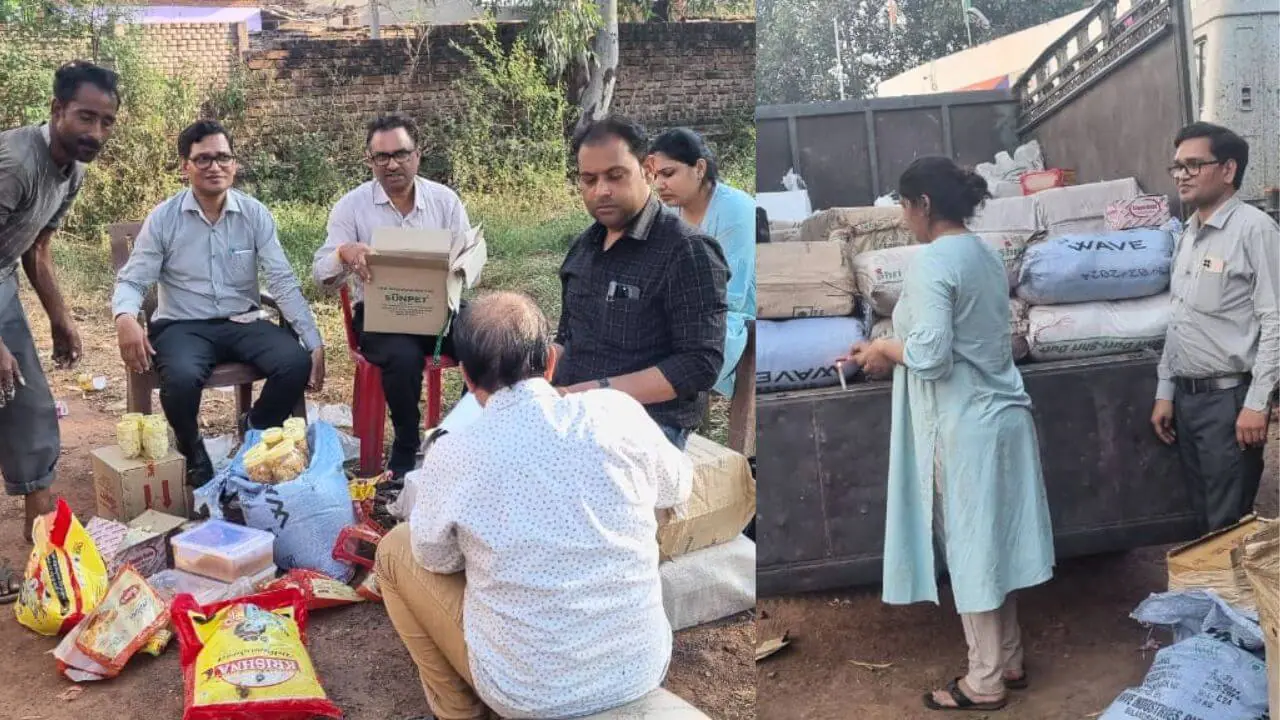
[659, 424, 691, 451]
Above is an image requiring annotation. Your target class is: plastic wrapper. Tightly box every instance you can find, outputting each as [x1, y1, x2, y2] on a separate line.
[262, 428, 285, 447]
[268, 442, 308, 484]
[16, 498, 110, 636]
[284, 418, 308, 455]
[171, 588, 343, 720]
[142, 414, 170, 460]
[261, 569, 365, 611]
[243, 443, 274, 484]
[117, 419, 143, 458]
[355, 573, 382, 603]
[73, 565, 169, 674]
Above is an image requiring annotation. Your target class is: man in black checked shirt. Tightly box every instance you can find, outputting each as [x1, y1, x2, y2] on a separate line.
[553, 115, 729, 451]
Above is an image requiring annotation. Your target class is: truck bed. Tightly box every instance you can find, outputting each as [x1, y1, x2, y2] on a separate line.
[756, 352, 1199, 597]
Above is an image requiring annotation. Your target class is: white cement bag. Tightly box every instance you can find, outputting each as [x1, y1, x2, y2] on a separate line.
[852, 244, 924, 317]
[757, 317, 864, 393]
[869, 297, 1030, 369]
[1016, 227, 1174, 305]
[1026, 293, 1170, 362]
[1035, 178, 1142, 237]
[854, 235, 1023, 317]
[968, 195, 1039, 234]
[976, 140, 1045, 185]
[660, 534, 756, 632]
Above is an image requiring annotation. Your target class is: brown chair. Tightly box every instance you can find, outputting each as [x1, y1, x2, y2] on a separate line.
[107, 222, 306, 438]
[727, 319, 756, 458]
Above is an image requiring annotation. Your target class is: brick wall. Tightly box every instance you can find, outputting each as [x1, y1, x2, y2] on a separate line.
[239, 21, 755, 138]
[133, 22, 249, 88]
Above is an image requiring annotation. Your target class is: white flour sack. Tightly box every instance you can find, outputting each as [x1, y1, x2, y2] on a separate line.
[1035, 178, 1142, 237]
[1016, 227, 1174, 305]
[1026, 293, 1170, 362]
[870, 297, 1030, 367]
[757, 317, 864, 393]
[854, 235, 1024, 317]
[967, 195, 1039, 234]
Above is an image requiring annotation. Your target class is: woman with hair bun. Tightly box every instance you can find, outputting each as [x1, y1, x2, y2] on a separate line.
[648, 127, 755, 397]
[841, 156, 1055, 712]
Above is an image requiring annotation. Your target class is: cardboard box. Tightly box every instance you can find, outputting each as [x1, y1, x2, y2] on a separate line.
[363, 226, 486, 335]
[85, 516, 169, 579]
[1166, 514, 1262, 611]
[129, 509, 189, 569]
[1020, 168, 1076, 195]
[658, 434, 756, 560]
[1242, 520, 1279, 718]
[91, 445, 188, 523]
[757, 241, 855, 319]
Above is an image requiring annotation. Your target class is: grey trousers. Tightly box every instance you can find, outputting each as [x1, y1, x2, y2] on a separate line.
[0, 272, 59, 496]
[1174, 383, 1267, 533]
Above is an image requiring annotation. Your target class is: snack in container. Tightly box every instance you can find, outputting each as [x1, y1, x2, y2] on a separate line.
[142, 414, 170, 460]
[283, 418, 308, 454]
[73, 565, 170, 674]
[172, 519, 275, 584]
[262, 427, 285, 447]
[243, 443, 275, 484]
[116, 418, 143, 458]
[265, 440, 307, 484]
[171, 588, 343, 720]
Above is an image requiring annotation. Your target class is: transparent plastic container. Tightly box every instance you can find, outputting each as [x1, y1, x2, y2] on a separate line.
[171, 519, 275, 583]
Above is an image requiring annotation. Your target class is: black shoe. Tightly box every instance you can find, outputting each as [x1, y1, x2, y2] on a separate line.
[181, 438, 216, 489]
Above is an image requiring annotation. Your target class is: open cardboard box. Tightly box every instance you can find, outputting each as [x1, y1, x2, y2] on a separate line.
[363, 225, 486, 336]
[1166, 514, 1263, 611]
[658, 434, 756, 560]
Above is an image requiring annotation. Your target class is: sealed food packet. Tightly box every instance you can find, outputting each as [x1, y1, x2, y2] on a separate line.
[261, 569, 365, 611]
[16, 499, 110, 636]
[117, 418, 143, 458]
[142, 414, 170, 460]
[171, 588, 343, 720]
[267, 442, 307, 484]
[73, 565, 170, 674]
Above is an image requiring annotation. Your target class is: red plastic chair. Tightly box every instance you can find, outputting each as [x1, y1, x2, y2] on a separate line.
[340, 285, 457, 476]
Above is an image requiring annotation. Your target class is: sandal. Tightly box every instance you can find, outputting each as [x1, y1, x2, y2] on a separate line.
[0, 564, 21, 605]
[923, 677, 1008, 712]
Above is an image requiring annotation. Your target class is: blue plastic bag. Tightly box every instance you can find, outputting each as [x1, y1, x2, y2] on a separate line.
[1016, 227, 1175, 305]
[194, 421, 356, 582]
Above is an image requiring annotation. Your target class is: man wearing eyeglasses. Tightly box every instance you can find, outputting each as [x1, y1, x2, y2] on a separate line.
[113, 120, 324, 488]
[1151, 122, 1279, 533]
[312, 114, 472, 480]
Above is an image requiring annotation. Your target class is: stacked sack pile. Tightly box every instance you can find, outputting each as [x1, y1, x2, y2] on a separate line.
[991, 178, 1179, 363]
[755, 207, 913, 392]
[856, 206, 1032, 378]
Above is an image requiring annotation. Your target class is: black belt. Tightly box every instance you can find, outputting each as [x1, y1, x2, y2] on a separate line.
[1174, 374, 1251, 395]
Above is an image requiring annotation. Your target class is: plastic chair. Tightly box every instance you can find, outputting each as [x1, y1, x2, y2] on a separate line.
[339, 285, 456, 476]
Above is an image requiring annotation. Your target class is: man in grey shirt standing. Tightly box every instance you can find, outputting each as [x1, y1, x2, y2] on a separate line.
[1, 61, 119, 543]
[113, 120, 325, 488]
[1151, 122, 1280, 533]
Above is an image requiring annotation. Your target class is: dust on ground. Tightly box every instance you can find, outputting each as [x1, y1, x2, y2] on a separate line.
[756, 425, 1279, 720]
[0, 306, 755, 720]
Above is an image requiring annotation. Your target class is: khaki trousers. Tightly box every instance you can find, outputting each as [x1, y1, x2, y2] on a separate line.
[375, 524, 494, 720]
[934, 452, 1025, 697]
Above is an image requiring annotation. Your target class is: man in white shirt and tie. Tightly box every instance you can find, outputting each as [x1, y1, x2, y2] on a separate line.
[312, 114, 471, 480]
[374, 290, 694, 719]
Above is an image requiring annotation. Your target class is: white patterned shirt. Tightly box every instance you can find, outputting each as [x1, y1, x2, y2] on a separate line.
[408, 378, 694, 718]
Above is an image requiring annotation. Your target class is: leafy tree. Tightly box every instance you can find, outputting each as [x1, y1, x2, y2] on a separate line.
[758, 0, 1093, 104]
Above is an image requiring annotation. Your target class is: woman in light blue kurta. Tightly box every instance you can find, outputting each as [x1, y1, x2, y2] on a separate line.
[648, 128, 755, 397]
[846, 157, 1054, 713]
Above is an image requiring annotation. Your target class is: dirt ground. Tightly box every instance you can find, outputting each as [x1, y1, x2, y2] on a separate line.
[0, 313, 755, 720]
[756, 426, 1279, 720]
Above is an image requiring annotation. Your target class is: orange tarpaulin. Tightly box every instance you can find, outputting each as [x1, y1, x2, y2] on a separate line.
[959, 74, 1012, 91]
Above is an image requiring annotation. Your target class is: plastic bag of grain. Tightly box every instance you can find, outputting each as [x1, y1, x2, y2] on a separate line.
[1026, 293, 1170, 362]
[757, 317, 864, 393]
[1016, 227, 1175, 305]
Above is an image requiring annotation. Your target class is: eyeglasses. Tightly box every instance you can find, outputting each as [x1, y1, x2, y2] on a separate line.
[369, 149, 416, 167]
[190, 153, 236, 170]
[1167, 159, 1223, 178]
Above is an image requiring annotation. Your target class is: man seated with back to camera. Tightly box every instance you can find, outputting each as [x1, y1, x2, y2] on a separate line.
[375, 290, 694, 720]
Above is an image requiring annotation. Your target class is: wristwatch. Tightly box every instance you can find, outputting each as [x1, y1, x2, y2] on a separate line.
[597, 377, 611, 389]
